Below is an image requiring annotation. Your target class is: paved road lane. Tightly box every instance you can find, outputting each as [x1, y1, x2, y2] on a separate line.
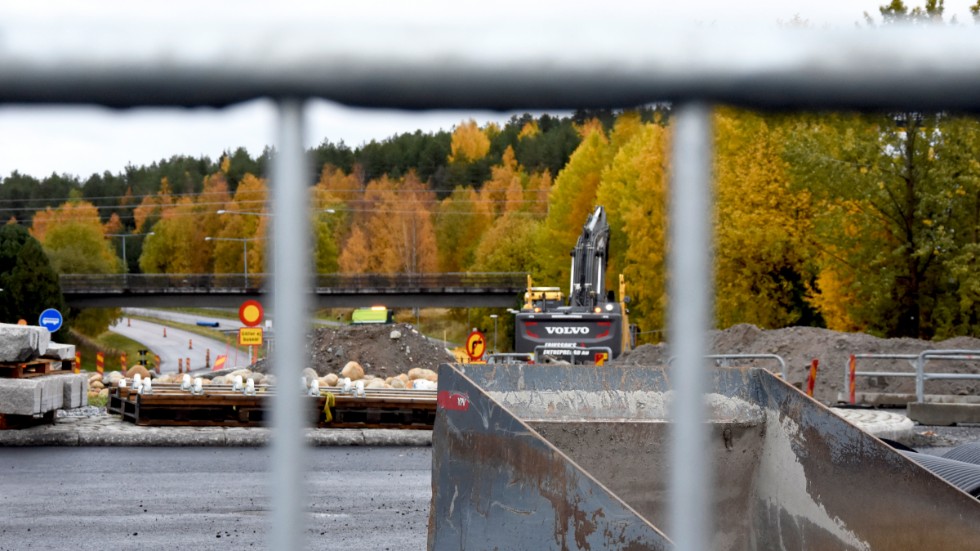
[109, 317, 248, 373]
[0, 447, 431, 550]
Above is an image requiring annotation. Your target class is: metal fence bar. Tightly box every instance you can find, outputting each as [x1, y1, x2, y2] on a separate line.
[916, 350, 980, 402]
[4, 23, 980, 111]
[668, 103, 712, 551]
[269, 98, 310, 551]
[844, 354, 918, 402]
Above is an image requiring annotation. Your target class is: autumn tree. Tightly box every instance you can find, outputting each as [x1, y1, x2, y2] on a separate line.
[338, 174, 437, 274]
[32, 201, 122, 275]
[534, 120, 613, 288]
[595, 119, 670, 340]
[712, 110, 819, 329]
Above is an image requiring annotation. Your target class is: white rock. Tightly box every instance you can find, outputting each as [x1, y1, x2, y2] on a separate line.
[390, 330, 402, 340]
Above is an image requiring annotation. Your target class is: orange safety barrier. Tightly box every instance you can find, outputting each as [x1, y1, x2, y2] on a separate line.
[178, 358, 184, 373]
[848, 354, 857, 405]
[806, 359, 819, 397]
[96, 351, 104, 375]
[120, 353, 127, 371]
[155, 355, 162, 374]
[74, 351, 81, 374]
[189, 339, 193, 350]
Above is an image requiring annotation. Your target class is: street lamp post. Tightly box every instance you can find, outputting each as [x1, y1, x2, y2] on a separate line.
[490, 314, 498, 353]
[205, 236, 254, 289]
[105, 232, 154, 285]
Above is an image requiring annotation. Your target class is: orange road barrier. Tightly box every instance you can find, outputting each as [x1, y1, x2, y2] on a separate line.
[155, 355, 161, 374]
[96, 352, 104, 375]
[178, 358, 184, 373]
[120, 353, 127, 371]
[189, 339, 193, 350]
[848, 354, 857, 405]
[806, 359, 819, 398]
[186, 357, 191, 372]
[74, 352, 81, 374]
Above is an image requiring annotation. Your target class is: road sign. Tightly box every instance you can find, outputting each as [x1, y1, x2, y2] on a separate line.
[465, 330, 486, 361]
[38, 308, 63, 332]
[238, 327, 264, 346]
[239, 300, 264, 327]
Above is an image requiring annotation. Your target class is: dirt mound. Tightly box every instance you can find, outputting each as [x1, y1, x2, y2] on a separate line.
[615, 323, 980, 403]
[242, 323, 454, 378]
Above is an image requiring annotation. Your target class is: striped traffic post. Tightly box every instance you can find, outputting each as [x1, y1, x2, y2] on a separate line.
[74, 351, 81, 374]
[96, 352, 104, 375]
[806, 359, 819, 398]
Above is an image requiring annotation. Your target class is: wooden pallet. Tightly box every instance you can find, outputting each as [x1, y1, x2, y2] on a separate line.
[108, 383, 437, 429]
[0, 358, 66, 379]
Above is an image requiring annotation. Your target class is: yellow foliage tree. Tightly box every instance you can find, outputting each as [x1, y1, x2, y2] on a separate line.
[32, 201, 122, 274]
[596, 121, 670, 340]
[448, 119, 491, 163]
[712, 109, 818, 329]
[535, 119, 612, 288]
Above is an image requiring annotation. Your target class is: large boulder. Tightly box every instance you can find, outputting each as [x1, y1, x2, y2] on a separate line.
[126, 365, 151, 380]
[341, 361, 365, 381]
[0, 323, 50, 362]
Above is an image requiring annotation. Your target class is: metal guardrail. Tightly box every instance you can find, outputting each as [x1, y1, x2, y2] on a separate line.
[59, 272, 527, 293]
[845, 351, 980, 404]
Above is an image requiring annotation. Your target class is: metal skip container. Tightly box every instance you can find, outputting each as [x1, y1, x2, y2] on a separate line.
[429, 363, 980, 550]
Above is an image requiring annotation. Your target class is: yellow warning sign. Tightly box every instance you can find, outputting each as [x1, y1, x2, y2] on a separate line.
[465, 330, 487, 361]
[238, 327, 264, 346]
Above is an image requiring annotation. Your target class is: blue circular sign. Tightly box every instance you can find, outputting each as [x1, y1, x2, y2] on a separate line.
[38, 308, 63, 333]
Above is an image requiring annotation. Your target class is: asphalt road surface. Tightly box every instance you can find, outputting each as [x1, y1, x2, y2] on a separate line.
[0, 446, 431, 550]
[109, 316, 249, 373]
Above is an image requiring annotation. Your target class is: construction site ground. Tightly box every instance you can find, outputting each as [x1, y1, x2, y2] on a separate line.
[4, 323, 980, 450]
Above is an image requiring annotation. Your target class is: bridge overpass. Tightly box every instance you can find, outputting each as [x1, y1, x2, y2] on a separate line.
[60, 273, 527, 309]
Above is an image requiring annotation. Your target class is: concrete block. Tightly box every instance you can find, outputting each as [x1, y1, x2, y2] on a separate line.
[0, 323, 50, 362]
[38, 376, 64, 412]
[908, 401, 980, 426]
[0, 379, 42, 415]
[58, 374, 87, 409]
[42, 342, 76, 361]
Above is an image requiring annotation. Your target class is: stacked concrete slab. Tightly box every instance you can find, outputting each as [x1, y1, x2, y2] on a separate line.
[0, 323, 50, 362]
[0, 323, 87, 418]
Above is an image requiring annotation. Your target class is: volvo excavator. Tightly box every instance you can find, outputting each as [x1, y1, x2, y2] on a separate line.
[514, 206, 634, 362]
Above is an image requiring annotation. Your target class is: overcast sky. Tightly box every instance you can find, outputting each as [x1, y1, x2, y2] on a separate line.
[1, 0, 977, 180]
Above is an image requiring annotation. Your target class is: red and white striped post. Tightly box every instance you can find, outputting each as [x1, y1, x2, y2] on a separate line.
[806, 359, 819, 398]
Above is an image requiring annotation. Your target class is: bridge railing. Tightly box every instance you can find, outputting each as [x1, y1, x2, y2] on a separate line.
[59, 272, 528, 292]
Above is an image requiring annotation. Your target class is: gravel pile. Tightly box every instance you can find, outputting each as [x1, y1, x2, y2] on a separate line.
[614, 324, 980, 403]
